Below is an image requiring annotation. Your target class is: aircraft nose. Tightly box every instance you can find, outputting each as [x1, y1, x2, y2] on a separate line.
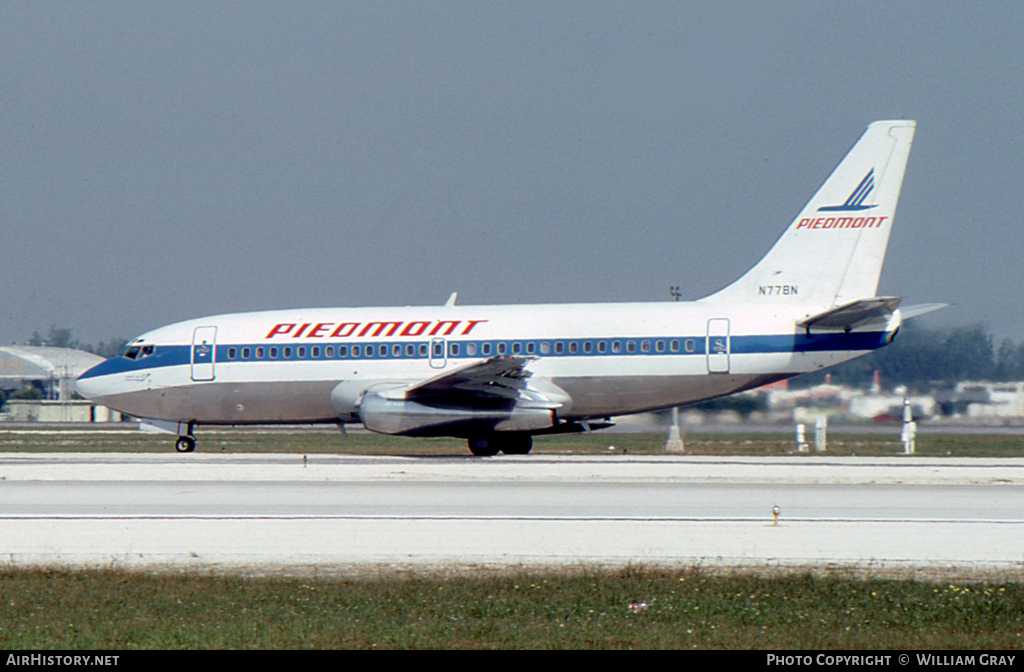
[75, 361, 111, 404]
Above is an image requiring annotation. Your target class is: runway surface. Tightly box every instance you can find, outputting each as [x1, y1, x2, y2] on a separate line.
[1, 453, 1023, 573]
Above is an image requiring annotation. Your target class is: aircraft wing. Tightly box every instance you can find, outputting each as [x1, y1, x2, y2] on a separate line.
[396, 355, 541, 405]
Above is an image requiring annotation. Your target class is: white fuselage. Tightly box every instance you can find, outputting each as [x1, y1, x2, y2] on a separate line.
[76, 299, 895, 430]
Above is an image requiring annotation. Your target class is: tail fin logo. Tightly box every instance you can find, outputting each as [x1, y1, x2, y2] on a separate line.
[818, 169, 878, 212]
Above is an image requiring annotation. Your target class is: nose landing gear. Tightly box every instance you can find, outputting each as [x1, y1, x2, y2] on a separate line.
[175, 421, 197, 453]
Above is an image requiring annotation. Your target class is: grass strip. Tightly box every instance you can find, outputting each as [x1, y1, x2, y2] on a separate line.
[2, 428, 1024, 457]
[0, 566, 1022, 649]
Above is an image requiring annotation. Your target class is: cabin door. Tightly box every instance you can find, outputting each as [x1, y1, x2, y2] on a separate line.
[429, 337, 447, 369]
[191, 326, 217, 382]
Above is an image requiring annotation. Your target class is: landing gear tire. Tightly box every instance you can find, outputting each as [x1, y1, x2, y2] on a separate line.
[467, 436, 500, 457]
[175, 435, 196, 453]
[467, 434, 533, 456]
[500, 435, 533, 455]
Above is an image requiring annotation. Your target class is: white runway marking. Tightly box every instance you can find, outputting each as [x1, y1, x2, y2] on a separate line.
[1, 454, 1022, 572]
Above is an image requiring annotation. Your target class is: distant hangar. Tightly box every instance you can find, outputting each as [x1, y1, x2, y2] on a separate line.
[0, 346, 105, 399]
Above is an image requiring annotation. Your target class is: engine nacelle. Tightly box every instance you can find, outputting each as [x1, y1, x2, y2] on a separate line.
[357, 394, 556, 436]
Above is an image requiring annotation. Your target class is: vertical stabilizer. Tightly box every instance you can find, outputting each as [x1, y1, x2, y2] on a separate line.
[700, 120, 915, 307]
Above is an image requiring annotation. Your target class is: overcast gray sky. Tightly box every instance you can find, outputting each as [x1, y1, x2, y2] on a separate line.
[3, 1, 1023, 346]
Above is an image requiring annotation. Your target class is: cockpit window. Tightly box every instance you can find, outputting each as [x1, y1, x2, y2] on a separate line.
[123, 345, 156, 361]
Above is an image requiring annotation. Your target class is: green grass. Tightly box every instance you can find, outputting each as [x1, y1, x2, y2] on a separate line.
[2, 426, 1024, 457]
[0, 567, 1022, 649]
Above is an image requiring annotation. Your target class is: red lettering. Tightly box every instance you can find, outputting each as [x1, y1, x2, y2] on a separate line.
[329, 322, 361, 338]
[400, 321, 430, 337]
[358, 321, 403, 338]
[863, 217, 876, 228]
[266, 324, 295, 339]
[307, 323, 334, 338]
[461, 320, 488, 335]
[274, 318, 490, 339]
[796, 218, 810, 229]
[430, 320, 461, 336]
[875, 216, 889, 229]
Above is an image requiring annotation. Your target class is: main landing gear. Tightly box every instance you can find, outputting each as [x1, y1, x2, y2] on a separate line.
[467, 434, 532, 456]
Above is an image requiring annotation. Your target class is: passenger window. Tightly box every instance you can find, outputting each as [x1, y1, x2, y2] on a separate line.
[256, 347, 265, 359]
[627, 341, 636, 353]
[612, 341, 621, 353]
[497, 343, 506, 355]
[685, 339, 696, 353]
[467, 343, 477, 356]
[419, 344, 428, 356]
[298, 347, 306, 358]
[325, 346, 334, 357]
[569, 342, 578, 354]
[526, 342, 535, 354]
[351, 345, 360, 357]
[656, 340, 665, 353]
[641, 340, 650, 352]
[228, 348, 237, 359]
[378, 345, 387, 357]
[555, 342, 564, 354]
[512, 342, 522, 354]
[670, 340, 680, 352]
[482, 343, 492, 356]
[242, 347, 251, 359]
[270, 347, 279, 358]
[450, 343, 460, 356]
[540, 342, 550, 355]
[312, 347, 320, 358]
[583, 342, 593, 353]
[598, 341, 607, 353]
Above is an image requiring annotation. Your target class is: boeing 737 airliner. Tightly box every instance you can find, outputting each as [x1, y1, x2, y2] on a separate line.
[77, 120, 942, 455]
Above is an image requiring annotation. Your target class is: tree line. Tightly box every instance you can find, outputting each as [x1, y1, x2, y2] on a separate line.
[25, 325, 127, 360]
[795, 322, 1023, 390]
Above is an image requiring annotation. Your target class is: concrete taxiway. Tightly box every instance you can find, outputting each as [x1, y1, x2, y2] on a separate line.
[1, 453, 1022, 574]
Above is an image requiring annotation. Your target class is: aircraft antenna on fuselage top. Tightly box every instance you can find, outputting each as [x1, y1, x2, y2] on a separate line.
[699, 120, 915, 309]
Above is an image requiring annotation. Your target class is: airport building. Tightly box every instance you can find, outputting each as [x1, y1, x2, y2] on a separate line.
[0, 346, 119, 422]
[0, 345, 104, 398]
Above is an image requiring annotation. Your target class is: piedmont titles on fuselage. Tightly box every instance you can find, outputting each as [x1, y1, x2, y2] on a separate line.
[265, 319, 489, 340]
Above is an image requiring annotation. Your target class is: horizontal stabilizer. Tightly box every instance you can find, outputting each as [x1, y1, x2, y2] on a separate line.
[799, 297, 902, 332]
[900, 303, 950, 320]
